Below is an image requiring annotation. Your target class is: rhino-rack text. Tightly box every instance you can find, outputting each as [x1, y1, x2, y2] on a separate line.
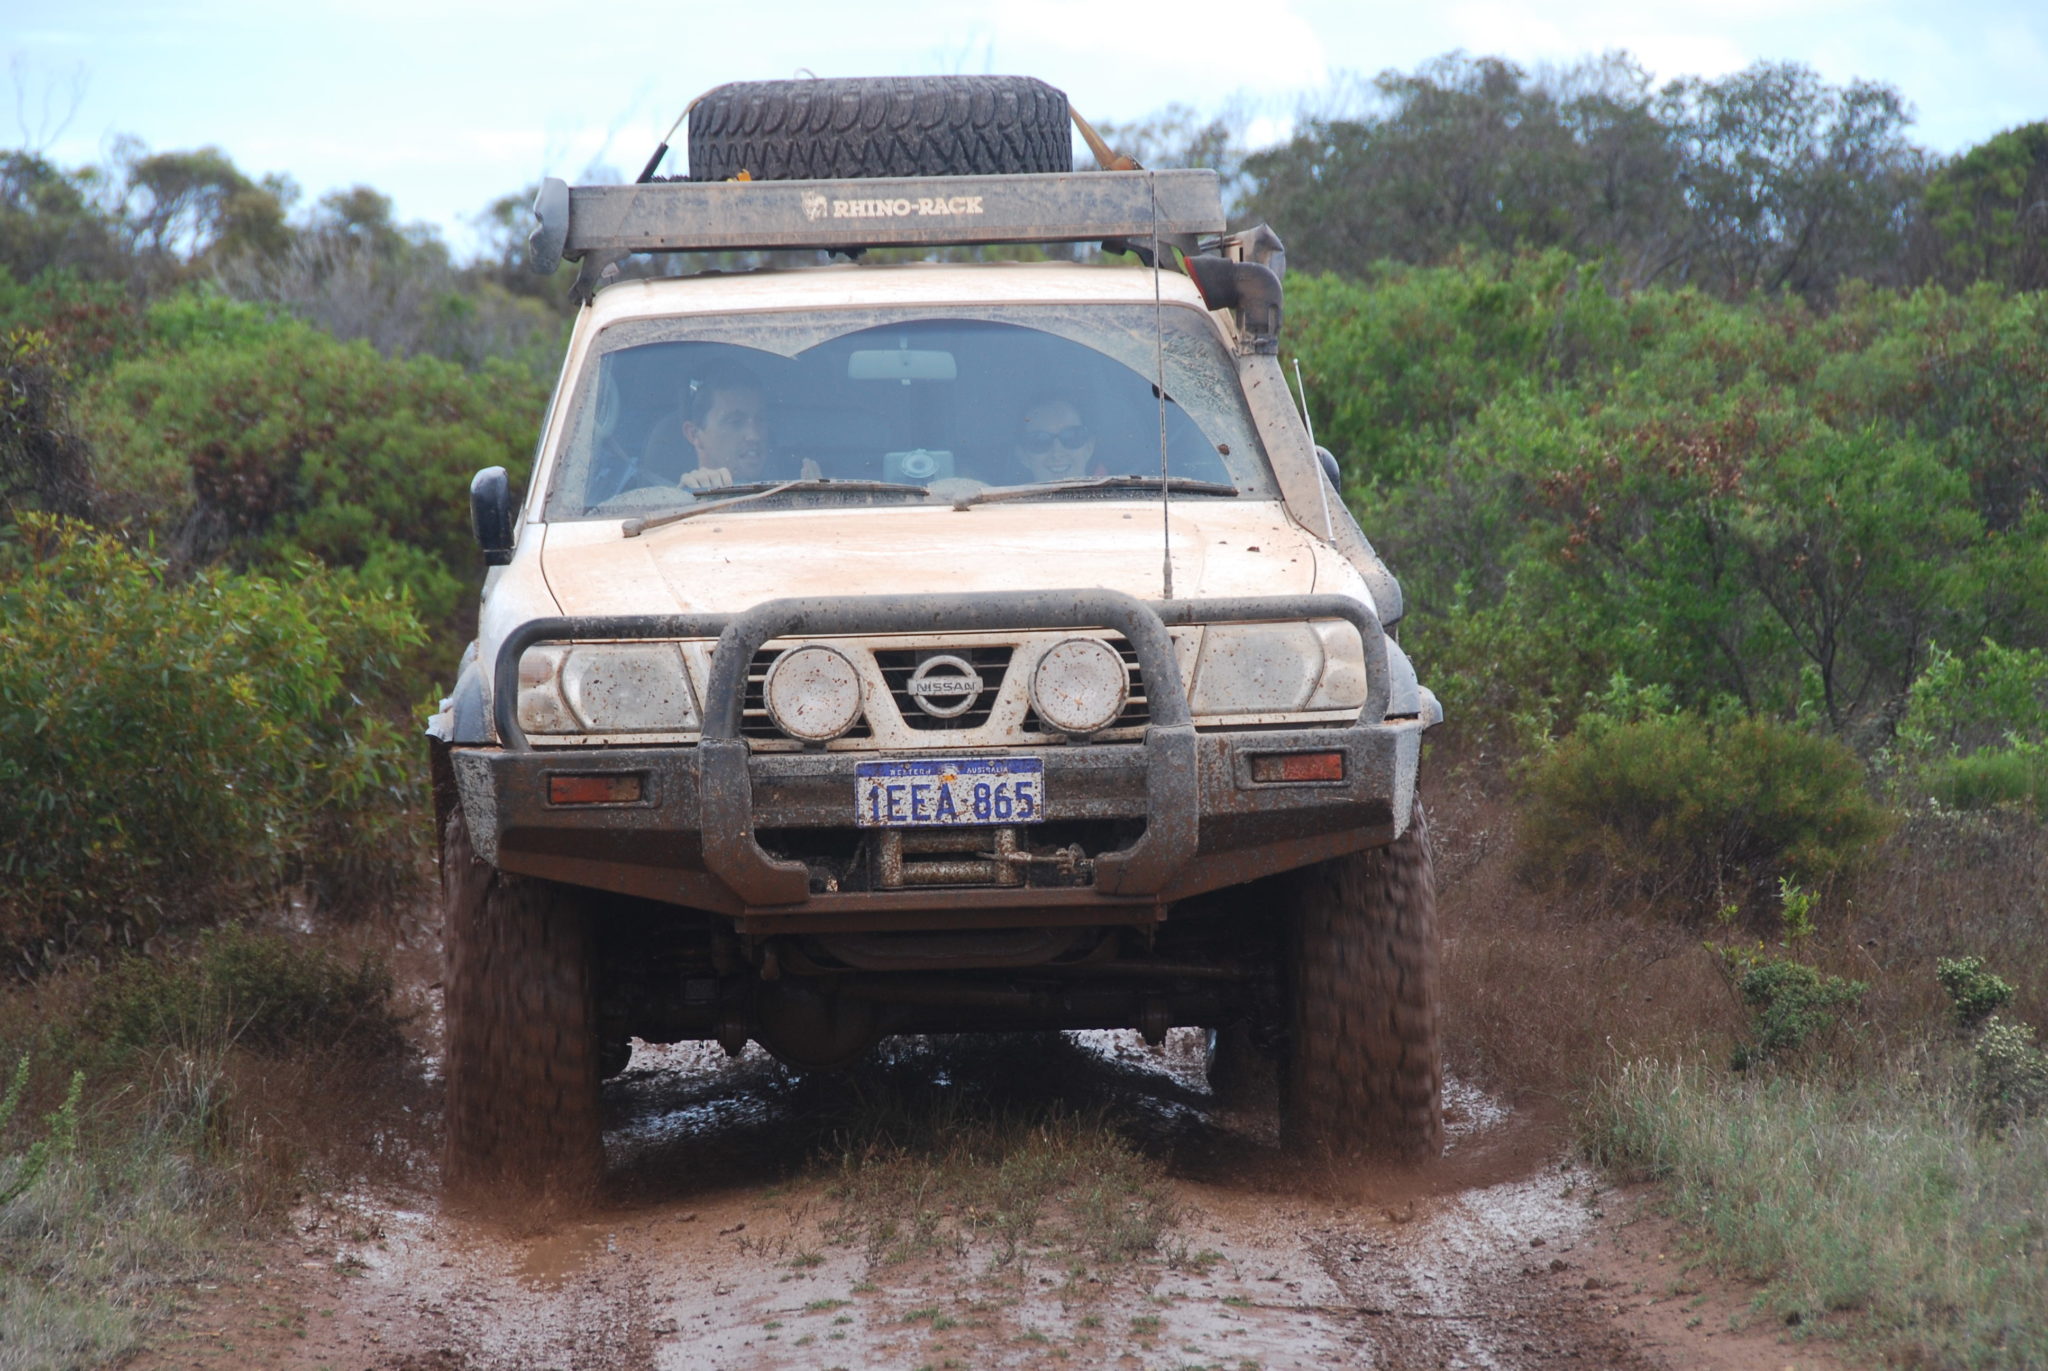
[802, 192, 987, 222]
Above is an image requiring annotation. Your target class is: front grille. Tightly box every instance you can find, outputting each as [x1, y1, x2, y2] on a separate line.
[1023, 634, 1150, 734]
[874, 646, 1014, 731]
[743, 647, 872, 741]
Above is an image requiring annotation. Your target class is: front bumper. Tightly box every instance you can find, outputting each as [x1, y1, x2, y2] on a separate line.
[452, 589, 1430, 931]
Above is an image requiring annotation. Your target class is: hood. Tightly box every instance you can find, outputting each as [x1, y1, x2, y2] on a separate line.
[538, 499, 1319, 616]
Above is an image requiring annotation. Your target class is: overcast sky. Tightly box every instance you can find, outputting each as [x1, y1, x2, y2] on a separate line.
[10, 0, 2045, 252]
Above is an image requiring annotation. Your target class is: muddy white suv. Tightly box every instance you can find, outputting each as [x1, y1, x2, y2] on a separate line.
[426, 76, 1443, 1199]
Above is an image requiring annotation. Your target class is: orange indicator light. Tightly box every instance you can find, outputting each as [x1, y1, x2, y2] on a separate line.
[548, 773, 644, 805]
[1250, 752, 1344, 783]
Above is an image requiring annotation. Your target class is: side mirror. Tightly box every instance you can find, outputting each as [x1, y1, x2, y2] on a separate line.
[1315, 445, 1341, 488]
[1183, 256, 1284, 353]
[528, 177, 569, 276]
[470, 466, 514, 567]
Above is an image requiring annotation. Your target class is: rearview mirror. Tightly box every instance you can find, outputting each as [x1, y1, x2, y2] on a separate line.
[848, 349, 957, 381]
[470, 466, 514, 566]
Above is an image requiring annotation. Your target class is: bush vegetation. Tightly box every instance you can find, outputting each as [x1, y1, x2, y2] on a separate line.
[0, 46, 2044, 1368]
[0, 516, 424, 968]
[1516, 701, 1888, 917]
[95, 925, 405, 1059]
[78, 290, 547, 638]
[1290, 260, 2048, 748]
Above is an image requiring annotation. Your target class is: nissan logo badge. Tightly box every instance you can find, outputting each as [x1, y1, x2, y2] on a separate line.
[907, 654, 983, 718]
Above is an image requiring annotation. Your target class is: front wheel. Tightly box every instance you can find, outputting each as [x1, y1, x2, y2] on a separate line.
[441, 806, 604, 1205]
[1280, 806, 1443, 1159]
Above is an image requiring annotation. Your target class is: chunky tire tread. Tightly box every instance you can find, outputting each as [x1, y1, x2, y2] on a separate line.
[442, 806, 603, 1204]
[1281, 806, 1443, 1159]
[688, 76, 1071, 182]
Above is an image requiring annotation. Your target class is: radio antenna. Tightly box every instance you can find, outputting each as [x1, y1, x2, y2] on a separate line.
[1151, 173, 1174, 600]
[1292, 356, 1335, 541]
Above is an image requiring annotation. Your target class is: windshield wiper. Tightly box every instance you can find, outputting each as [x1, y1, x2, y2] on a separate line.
[962, 475, 1240, 508]
[622, 478, 933, 536]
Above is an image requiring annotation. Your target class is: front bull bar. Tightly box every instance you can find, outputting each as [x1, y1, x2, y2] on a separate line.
[490, 589, 1390, 907]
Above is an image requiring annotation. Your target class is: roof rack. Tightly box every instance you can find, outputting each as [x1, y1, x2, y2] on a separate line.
[525, 170, 1226, 274]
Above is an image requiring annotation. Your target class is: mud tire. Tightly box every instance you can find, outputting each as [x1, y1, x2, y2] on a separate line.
[687, 76, 1072, 182]
[441, 805, 604, 1205]
[1280, 806, 1443, 1159]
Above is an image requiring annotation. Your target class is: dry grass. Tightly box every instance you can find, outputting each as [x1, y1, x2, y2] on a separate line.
[1589, 1051, 2048, 1367]
[1429, 766, 1743, 1098]
[0, 917, 427, 1369]
[816, 1037, 1180, 1275]
[1426, 746, 2048, 1369]
[1429, 758, 2048, 1094]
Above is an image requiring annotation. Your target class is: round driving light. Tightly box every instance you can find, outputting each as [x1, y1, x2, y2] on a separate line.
[1030, 637, 1129, 735]
[763, 645, 864, 741]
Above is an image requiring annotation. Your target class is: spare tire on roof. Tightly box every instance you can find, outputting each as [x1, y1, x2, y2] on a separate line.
[687, 75, 1072, 181]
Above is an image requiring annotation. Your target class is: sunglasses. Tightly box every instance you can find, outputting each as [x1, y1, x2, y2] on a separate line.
[1016, 425, 1092, 456]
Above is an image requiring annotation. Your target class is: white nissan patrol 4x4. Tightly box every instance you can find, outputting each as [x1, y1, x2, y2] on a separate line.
[426, 75, 1444, 1199]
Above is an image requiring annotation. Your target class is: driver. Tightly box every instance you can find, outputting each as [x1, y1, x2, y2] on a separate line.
[679, 361, 768, 488]
[1011, 397, 1104, 484]
[646, 360, 817, 490]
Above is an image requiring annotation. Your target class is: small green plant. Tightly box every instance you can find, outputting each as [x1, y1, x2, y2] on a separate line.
[1972, 1017, 2048, 1127]
[0, 1053, 84, 1206]
[1727, 957, 1868, 1069]
[1777, 878, 1817, 943]
[1936, 956, 2017, 1029]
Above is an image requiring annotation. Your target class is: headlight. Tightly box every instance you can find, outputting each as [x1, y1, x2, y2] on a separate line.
[1030, 637, 1129, 735]
[1190, 620, 1368, 717]
[763, 645, 865, 741]
[518, 642, 699, 734]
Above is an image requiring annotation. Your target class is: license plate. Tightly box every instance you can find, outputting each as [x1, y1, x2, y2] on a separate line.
[854, 757, 1045, 828]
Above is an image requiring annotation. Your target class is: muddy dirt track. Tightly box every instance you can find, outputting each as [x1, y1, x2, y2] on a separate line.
[131, 1025, 1859, 1371]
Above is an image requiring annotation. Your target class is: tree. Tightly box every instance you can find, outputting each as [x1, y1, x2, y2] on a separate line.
[0, 152, 124, 282]
[113, 141, 291, 269]
[1238, 53, 1931, 299]
[1243, 53, 1684, 277]
[1657, 63, 1931, 297]
[1924, 123, 2048, 291]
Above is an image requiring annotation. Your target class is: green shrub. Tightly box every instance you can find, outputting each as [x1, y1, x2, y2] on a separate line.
[1289, 267, 2048, 743]
[1972, 1016, 2048, 1127]
[1731, 958, 1868, 1068]
[1895, 640, 2048, 817]
[95, 925, 402, 1059]
[1937, 955, 2018, 1029]
[78, 293, 546, 640]
[0, 517, 426, 965]
[1920, 743, 2048, 818]
[1517, 708, 1889, 916]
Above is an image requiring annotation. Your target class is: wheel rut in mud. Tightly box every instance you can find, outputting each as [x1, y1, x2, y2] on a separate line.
[128, 1026, 1857, 1371]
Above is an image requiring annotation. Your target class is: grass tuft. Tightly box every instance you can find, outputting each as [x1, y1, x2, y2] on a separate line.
[819, 1041, 1178, 1272]
[1587, 1050, 2048, 1365]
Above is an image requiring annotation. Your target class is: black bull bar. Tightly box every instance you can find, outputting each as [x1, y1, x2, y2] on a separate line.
[490, 589, 1391, 908]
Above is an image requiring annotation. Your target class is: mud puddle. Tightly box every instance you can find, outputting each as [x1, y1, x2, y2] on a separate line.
[131, 1030, 1853, 1371]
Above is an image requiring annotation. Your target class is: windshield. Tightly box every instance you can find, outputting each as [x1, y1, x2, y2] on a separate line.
[542, 302, 1276, 519]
